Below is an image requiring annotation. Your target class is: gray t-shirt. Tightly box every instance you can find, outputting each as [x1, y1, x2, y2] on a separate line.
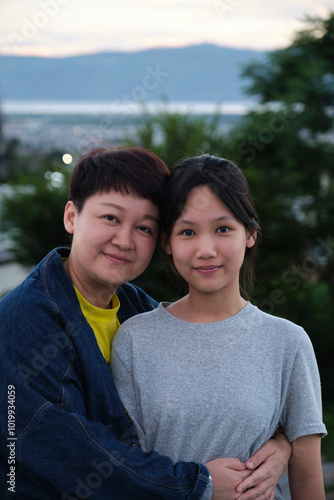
[111, 302, 326, 499]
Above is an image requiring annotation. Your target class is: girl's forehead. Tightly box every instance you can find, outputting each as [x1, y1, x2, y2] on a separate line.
[182, 185, 223, 213]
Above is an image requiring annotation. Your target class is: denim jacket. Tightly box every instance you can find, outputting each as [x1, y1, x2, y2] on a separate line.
[0, 248, 210, 499]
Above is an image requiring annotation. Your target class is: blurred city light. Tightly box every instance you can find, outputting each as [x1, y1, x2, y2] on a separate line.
[62, 153, 73, 164]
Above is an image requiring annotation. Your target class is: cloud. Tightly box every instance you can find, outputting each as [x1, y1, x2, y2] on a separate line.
[0, 0, 333, 57]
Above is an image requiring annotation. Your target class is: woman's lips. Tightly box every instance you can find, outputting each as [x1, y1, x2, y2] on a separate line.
[104, 253, 130, 264]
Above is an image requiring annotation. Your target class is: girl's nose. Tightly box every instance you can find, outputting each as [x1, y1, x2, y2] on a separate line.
[196, 236, 217, 259]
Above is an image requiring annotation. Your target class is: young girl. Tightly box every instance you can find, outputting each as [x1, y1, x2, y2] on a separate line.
[112, 154, 326, 500]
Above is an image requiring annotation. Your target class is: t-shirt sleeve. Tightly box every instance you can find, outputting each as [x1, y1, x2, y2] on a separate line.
[111, 323, 147, 449]
[281, 331, 327, 442]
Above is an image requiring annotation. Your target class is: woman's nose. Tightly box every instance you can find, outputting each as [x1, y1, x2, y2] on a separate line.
[112, 226, 134, 250]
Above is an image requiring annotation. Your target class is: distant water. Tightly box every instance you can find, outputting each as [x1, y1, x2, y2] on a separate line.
[2, 99, 256, 116]
[2, 100, 251, 153]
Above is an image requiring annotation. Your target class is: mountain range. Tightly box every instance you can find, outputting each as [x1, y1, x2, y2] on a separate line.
[0, 44, 267, 103]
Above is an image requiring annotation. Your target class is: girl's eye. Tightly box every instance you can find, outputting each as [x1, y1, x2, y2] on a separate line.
[182, 229, 195, 236]
[217, 226, 229, 233]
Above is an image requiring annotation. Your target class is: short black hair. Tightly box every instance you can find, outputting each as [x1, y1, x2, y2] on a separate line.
[69, 147, 169, 213]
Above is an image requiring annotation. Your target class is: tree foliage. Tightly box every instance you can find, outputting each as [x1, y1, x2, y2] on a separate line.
[0, 152, 72, 266]
[242, 14, 334, 133]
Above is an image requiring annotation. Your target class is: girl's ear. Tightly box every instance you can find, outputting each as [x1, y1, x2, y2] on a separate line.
[161, 233, 172, 255]
[246, 228, 257, 248]
[63, 201, 77, 235]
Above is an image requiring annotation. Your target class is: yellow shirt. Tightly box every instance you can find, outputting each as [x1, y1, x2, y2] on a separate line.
[74, 286, 120, 364]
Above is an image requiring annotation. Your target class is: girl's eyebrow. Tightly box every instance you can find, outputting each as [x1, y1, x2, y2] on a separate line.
[175, 219, 195, 226]
[175, 215, 234, 226]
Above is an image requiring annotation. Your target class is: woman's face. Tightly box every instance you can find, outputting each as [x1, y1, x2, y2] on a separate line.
[164, 185, 256, 300]
[63, 189, 159, 307]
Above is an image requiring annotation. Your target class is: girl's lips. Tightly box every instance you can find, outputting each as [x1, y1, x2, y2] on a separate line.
[194, 265, 222, 274]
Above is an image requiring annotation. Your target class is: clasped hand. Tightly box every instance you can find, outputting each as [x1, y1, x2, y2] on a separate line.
[205, 434, 291, 500]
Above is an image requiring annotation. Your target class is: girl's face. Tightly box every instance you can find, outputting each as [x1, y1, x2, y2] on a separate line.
[164, 185, 256, 300]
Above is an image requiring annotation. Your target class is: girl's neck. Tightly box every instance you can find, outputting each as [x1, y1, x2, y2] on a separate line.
[167, 288, 247, 324]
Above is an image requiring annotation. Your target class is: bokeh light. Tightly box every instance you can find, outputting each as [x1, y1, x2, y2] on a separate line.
[62, 153, 73, 165]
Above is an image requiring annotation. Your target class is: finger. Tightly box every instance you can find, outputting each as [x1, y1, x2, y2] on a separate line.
[237, 469, 255, 481]
[236, 468, 273, 493]
[205, 457, 247, 471]
[236, 484, 276, 500]
[225, 458, 247, 471]
[246, 443, 275, 469]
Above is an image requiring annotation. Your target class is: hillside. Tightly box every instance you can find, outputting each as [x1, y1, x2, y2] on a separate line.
[0, 44, 266, 102]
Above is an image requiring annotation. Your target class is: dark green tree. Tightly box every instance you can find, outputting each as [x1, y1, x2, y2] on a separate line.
[129, 107, 225, 167]
[0, 153, 72, 266]
[242, 14, 334, 133]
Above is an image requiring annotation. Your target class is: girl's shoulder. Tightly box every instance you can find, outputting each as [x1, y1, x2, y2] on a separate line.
[253, 303, 302, 326]
[248, 303, 309, 345]
[116, 303, 168, 337]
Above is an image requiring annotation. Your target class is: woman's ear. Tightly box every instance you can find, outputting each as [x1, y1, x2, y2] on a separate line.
[63, 201, 77, 235]
[161, 233, 172, 255]
[246, 228, 257, 249]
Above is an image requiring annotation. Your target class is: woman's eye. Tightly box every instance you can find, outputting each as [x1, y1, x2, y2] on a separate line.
[104, 215, 118, 222]
[182, 229, 195, 236]
[138, 226, 152, 234]
[217, 226, 229, 233]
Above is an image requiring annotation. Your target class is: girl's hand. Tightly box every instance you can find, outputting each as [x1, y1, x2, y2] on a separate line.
[235, 433, 291, 500]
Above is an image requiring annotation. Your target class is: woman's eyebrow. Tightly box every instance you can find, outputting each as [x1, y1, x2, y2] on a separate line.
[98, 202, 158, 223]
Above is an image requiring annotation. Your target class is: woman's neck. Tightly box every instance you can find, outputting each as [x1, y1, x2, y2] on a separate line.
[63, 257, 115, 309]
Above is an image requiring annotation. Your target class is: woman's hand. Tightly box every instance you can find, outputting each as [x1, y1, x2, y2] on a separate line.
[235, 433, 291, 500]
[205, 458, 252, 500]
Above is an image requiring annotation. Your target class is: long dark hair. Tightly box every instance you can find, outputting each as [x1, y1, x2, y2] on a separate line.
[160, 154, 261, 299]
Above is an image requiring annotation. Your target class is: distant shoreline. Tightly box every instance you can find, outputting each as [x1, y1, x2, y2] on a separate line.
[1, 99, 251, 153]
[2, 100, 257, 116]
